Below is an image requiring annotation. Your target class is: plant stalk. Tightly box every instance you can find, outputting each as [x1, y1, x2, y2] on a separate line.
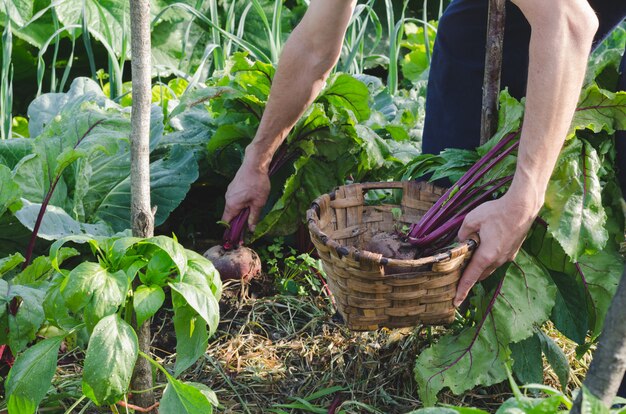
[480, 0, 506, 145]
[129, 0, 156, 411]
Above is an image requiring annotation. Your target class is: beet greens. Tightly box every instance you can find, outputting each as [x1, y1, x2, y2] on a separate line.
[412, 64, 626, 403]
[404, 131, 519, 251]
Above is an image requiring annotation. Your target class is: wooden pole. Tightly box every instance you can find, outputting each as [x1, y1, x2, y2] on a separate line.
[571, 271, 626, 412]
[129, 0, 156, 410]
[480, 0, 506, 145]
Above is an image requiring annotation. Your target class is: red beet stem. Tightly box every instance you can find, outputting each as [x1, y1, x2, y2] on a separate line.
[223, 208, 250, 250]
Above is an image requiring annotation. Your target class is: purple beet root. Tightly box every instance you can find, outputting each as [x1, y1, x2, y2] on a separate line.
[365, 232, 417, 260]
[203, 245, 262, 282]
[365, 232, 420, 275]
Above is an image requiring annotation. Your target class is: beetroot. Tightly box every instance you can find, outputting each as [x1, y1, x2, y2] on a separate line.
[365, 232, 417, 261]
[204, 207, 263, 282]
[203, 245, 261, 282]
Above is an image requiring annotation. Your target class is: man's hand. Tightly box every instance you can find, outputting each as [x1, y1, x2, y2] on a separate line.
[454, 191, 539, 307]
[221, 157, 270, 231]
[219, 0, 355, 232]
[452, 0, 598, 307]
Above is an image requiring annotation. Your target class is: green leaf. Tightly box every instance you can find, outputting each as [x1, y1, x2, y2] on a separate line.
[140, 235, 188, 278]
[543, 139, 608, 261]
[0, 164, 20, 217]
[7, 285, 46, 353]
[570, 86, 626, 138]
[12, 256, 53, 286]
[6, 336, 63, 414]
[491, 250, 556, 344]
[576, 246, 624, 336]
[133, 285, 165, 327]
[186, 382, 218, 406]
[497, 394, 567, 414]
[0, 253, 25, 276]
[525, 222, 623, 337]
[184, 250, 222, 300]
[142, 249, 175, 286]
[0, 279, 8, 320]
[414, 307, 509, 406]
[317, 74, 370, 122]
[43, 274, 81, 331]
[549, 270, 588, 344]
[580, 386, 611, 414]
[206, 123, 254, 155]
[14, 199, 115, 240]
[96, 145, 198, 232]
[60, 262, 129, 330]
[510, 334, 543, 386]
[82, 315, 138, 406]
[415, 250, 555, 404]
[12, 79, 195, 239]
[55, 0, 130, 59]
[353, 125, 390, 174]
[537, 330, 570, 390]
[0, 137, 34, 169]
[169, 280, 219, 335]
[160, 377, 215, 414]
[54, 148, 88, 178]
[406, 408, 489, 414]
[173, 304, 208, 377]
[0, 0, 56, 48]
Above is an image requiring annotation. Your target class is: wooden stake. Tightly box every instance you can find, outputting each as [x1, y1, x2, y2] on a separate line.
[480, 0, 506, 145]
[129, 0, 156, 411]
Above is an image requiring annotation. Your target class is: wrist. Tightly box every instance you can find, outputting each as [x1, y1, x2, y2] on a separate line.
[504, 175, 545, 217]
[243, 141, 272, 174]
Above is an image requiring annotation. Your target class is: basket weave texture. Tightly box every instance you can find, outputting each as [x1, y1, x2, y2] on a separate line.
[307, 181, 477, 331]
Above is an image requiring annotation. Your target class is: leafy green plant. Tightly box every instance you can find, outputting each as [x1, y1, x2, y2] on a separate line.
[400, 20, 437, 85]
[407, 49, 626, 404]
[406, 365, 626, 413]
[262, 238, 325, 297]
[3, 233, 222, 412]
[1, 10, 13, 140]
[163, 52, 420, 240]
[0, 77, 198, 256]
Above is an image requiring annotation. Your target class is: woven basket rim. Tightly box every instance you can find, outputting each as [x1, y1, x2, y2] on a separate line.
[306, 181, 478, 268]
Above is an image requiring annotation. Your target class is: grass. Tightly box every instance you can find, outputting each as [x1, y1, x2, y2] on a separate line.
[145, 278, 589, 413]
[5, 269, 591, 414]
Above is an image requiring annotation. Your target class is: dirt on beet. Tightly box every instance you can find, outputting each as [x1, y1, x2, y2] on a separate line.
[365, 232, 418, 261]
[203, 245, 262, 282]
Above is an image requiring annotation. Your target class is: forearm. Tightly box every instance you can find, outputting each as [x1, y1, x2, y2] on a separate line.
[508, 0, 598, 211]
[244, 0, 356, 172]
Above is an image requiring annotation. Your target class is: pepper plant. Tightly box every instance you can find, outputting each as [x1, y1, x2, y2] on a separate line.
[2, 234, 222, 413]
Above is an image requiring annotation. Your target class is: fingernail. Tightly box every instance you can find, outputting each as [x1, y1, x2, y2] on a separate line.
[453, 299, 461, 307]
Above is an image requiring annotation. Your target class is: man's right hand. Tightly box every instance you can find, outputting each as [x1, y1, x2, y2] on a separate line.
[220, 0, 356, 232]
[221, 158, 271, 232]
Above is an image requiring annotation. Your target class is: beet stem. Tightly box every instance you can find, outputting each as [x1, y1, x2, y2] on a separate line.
[409, 131, 519, 237]
[223, 208, 250, 250]
[411, 138, 519, 239]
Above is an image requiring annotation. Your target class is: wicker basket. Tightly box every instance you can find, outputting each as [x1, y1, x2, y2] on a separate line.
[306, 181, 478, 331]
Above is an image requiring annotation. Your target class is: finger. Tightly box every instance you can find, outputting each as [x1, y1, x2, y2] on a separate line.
[478, 265, 497, 281]
[454, 254, 491, 307]
[221, 203, 238, 224]
[248, 205, 263, 232]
